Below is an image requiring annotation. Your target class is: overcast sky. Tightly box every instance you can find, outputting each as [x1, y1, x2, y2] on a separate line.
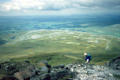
[0, 0, 120, 16]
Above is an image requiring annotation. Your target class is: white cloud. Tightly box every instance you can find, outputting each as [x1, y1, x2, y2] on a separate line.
[0, 0, 120, 15]
[0, 0, 45, 11]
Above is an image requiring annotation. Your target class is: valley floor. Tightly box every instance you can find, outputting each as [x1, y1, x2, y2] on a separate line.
[0, 30, 120, 65]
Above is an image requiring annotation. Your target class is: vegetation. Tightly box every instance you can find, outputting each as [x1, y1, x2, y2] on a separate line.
[0, 30, 120, 66]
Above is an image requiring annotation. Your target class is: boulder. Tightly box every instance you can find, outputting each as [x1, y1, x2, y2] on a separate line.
[40, 66, 49, 73]
[14, 65, 36, 80]
[109, 56, 120, 70]
[0, 62, 18, 75]
[38, 60, 51, 73]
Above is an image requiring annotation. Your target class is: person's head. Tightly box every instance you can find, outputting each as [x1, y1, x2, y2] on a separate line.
[84, 52, 87, 56]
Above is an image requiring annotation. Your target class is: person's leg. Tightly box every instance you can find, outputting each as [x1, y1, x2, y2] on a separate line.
[86, 59, 90, 63]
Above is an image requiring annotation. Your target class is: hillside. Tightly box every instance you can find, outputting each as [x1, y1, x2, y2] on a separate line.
[0, 30, 120, 66]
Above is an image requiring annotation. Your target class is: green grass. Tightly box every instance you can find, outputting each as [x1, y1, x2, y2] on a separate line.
[0, 30, 120, 66]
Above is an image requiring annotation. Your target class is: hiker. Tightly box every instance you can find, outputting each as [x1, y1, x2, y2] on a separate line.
[84, 53, 92, 63]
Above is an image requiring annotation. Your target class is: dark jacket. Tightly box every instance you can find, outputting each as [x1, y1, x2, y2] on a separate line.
[85, 54, 91, 61]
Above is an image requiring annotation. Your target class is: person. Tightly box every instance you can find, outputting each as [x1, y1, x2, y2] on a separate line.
[84, 52, 92, 63]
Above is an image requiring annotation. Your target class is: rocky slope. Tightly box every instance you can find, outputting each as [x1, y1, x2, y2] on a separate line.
[68, 64, 120, 80]
[0, 57, 120, 80]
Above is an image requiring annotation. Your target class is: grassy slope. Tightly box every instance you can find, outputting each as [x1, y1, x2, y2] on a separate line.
[0, 30, 120, 66]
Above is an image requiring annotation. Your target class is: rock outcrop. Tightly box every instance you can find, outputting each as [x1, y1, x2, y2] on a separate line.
[0, 59, 120, 80]
[68, 64, 119, 80]
[0, 61, 73, 80]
